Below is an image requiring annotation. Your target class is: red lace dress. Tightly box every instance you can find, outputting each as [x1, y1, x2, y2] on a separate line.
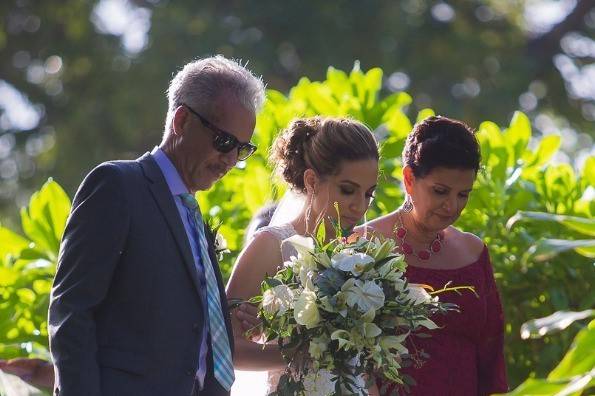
[378, 246, 508, 396]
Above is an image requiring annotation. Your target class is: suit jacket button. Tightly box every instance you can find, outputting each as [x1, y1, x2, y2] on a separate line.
[186, 369, 194, 376]
[193, 323, 200, 332]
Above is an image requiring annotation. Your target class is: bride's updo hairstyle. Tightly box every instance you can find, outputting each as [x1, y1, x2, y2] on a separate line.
[403, 116, 481, 178]
[271, 116, 379, 192]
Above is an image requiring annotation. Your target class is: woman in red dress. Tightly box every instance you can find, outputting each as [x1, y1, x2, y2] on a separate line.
[359, 116, 508, 396]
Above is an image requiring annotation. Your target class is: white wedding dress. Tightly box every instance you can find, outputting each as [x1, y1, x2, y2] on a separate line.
[231, 223, 298, 396]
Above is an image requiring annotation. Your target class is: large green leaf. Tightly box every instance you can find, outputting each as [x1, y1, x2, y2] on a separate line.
[504, 319, 595, 396]
[505, 111, 531, 166]
[0, 227, 29, 259]
[499, 378, 576, 396]
[548, 319, 595, 380]
[520, 310, 595, 339]
[507, 211, 595, 237]
[19, 179, 71, 259]
[525, 238, 595, 262]
[583, 156, 595, 187]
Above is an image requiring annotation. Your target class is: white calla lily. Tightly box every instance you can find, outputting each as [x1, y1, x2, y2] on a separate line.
[342, 279, 385, 312]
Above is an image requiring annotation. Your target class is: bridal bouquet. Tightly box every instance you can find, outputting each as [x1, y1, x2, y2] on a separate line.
[251, 229, 464, 396]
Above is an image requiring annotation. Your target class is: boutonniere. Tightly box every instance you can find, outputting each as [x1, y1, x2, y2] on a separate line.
[204, 217, 230, 260]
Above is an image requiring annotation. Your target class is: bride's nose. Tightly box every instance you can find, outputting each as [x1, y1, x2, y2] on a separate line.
[349, 196, 366, 216]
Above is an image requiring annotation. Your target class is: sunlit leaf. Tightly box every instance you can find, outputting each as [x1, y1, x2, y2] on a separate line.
[507, 211, 595, 236]
[0, 227, 29, 258]
[505, 111, 531, 165]
[548, 319, 595, 380]
[520, 310, 595, 339]
[526, 238, 595, 262]
[415, 108, 435, 123]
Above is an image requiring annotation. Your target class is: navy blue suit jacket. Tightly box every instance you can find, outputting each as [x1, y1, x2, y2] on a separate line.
[48, 153, 233, 396]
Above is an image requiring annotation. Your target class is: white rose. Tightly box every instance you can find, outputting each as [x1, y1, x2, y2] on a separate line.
[262, 284, 295, 315]
[294, 289, 321, 329]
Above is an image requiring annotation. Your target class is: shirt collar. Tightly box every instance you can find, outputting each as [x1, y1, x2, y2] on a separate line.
[150, 146, 189, 197]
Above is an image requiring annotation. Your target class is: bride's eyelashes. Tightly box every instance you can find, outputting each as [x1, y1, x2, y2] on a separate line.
[339, 185, 355, 195]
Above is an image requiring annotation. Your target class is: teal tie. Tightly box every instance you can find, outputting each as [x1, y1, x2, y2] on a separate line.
[179, 193, 235, 391]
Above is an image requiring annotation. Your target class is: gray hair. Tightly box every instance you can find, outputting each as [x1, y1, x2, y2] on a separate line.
[164, 55, 265, 135]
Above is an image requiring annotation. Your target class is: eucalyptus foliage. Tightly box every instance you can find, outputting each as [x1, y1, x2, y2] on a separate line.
[0, 65, 593, 390]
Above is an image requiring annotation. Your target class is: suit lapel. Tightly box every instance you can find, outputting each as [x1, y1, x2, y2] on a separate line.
[138, 153, 203, 300]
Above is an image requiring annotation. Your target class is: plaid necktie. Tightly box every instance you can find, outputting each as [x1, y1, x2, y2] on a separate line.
[179, 193, 235, 391]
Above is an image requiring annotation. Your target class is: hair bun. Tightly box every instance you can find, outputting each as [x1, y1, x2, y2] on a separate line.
[271, 116, 378, 192]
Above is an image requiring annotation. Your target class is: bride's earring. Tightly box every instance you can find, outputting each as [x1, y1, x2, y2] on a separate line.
[305, 193, 313, 234]
[402, 194, 414, 213]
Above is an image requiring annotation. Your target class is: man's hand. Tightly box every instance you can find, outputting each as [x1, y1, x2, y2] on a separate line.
[235, 303, 263, 342]
[0, 357, 54, 389]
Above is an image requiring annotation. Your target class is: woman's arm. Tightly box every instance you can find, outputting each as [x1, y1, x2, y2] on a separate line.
[0, 358, 54, 389]
[226, 232, 286, 371]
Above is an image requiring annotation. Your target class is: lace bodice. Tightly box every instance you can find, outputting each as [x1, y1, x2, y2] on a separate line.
[254, 223, 299, 262]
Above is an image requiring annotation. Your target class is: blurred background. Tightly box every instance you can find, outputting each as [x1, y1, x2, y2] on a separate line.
[1, 1, 595, 395]
[1, 0, 594, 226]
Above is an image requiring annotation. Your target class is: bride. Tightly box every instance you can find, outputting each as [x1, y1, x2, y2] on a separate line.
[226, 116, 380, 396]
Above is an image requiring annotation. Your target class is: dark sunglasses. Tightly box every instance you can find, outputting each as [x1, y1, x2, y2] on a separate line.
[182, 104, 257, 161]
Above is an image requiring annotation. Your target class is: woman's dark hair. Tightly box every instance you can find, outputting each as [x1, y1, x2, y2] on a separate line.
[402, 116, 481, 178]
[271, 116, 379, 192]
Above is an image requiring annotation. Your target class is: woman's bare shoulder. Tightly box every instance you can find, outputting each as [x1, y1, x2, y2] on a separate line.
[226, 231, 283, 297]
[447, 227, 485, 258]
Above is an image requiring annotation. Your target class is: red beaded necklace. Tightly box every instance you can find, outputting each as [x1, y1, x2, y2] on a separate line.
[393, 211, 444, 261]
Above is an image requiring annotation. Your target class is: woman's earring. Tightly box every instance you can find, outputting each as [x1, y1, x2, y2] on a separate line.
[401, 194, 414, 213]
[305, 194, 313, 233]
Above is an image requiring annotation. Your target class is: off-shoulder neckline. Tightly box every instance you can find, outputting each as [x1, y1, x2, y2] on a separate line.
[405, 244, 488, 272]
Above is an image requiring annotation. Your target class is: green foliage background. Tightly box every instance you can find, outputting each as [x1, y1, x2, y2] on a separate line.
[0, 66, 594, 394]
[2, 0, 595, 229]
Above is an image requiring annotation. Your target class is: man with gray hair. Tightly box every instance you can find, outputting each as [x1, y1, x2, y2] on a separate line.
[48, 55, 265, 396]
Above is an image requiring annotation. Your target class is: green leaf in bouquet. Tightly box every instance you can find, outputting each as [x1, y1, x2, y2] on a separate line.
[370, 238, 396, 261]
[316, 219, 327, 245]
[264, 277, 282, 289]
[316, 268, 346, 297]
[361, 308, 376, 323]
[331, 329, 353, 351]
